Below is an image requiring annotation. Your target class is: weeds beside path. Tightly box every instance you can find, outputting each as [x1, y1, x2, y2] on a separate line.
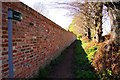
[36, 40, 98, 79]
[74, 40, 98, 79]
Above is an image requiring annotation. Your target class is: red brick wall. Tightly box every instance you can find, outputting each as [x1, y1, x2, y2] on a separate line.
[0, 2, 2, 79]
[1, 2, 76, 78]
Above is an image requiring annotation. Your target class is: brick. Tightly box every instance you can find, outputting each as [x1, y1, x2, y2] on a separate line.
[0, 2, 76, 78]
[2, 67, 9, 72]
[2, 44, 8, 47]
[2, 64, 8, 68]
[2, 52, 8, 55]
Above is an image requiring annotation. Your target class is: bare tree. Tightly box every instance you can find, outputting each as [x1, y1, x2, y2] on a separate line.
[93, 2, 103, 42]
[68, 2, 103, 41]
[105, 1, 120, 50]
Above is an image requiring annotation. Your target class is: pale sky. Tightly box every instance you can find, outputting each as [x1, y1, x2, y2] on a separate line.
[20, 0, 75, 30]
[20, 0, 111, 35]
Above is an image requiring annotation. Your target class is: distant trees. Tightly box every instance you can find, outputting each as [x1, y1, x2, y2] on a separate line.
[79, 2, 103, 41]
[68, 2, 95, 39]
[68, 2, 104, 41]
[79, 2, 93, 40]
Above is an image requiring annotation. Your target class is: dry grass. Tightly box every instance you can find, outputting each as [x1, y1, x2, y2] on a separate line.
[81, 34, 120, 79]
[81, 34, 111, 50]
[81, 37, 90, 43]
[84, 40, 98, 50]
[92, 40, 120, 79]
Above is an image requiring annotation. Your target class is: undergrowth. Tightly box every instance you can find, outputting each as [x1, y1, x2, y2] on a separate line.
[86, 46, 97, 62]
[74, 40, 98, 79]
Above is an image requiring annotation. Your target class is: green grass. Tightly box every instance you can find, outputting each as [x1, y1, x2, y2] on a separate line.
[81, 39, 98, 62]
[86, 46, 97, 62]
[74, 40, 98, 79]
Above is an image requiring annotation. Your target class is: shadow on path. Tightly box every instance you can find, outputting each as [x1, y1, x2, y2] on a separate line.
[46, 41, 77, 79]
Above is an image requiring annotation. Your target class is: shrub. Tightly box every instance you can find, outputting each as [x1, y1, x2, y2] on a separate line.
[92, 41, 120, 79]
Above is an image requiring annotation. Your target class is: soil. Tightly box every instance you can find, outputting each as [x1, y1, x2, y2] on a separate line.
[46, 41, 76, 79]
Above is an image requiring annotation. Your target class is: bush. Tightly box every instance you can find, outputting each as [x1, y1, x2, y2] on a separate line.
[92, 41, 120, 79]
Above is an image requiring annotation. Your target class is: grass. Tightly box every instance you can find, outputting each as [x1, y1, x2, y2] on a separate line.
[33, 37, 99, 79]
[86, 46, 97, 62]
[74, 40, 98, 79]
[81, 38, 98, 63]
[74, 33, 120, 79]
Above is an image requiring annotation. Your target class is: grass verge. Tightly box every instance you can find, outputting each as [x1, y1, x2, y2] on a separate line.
[74, 40, 98, 79]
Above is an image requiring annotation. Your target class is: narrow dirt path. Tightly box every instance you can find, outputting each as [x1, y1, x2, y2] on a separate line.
[47, 41, 76, 78]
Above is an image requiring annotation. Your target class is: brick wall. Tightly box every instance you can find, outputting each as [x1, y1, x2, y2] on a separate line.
[1, 2, 76, 78]
[0, 2, 2, 79]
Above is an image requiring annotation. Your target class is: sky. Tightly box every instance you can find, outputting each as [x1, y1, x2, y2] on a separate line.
[20, 0, 75, 30]
[20, 0, 111, 35]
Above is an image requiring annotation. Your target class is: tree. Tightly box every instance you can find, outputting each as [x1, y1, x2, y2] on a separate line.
[94, 2, 103, 42]
[105, 1, 120, 51]
[92, 2, 120, 79]
[68, 2, 104, 41]
[79, 2, 94, 40]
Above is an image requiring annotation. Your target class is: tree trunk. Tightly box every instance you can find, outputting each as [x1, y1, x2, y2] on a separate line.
[108, 3, 120, 50]
[94, 3, 103, 43]
[87, 28, 91, 39]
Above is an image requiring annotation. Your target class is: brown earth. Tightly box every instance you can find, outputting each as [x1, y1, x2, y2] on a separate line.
[46, 41, 76, 79]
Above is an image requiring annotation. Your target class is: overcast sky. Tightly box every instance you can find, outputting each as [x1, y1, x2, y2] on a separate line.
[20, 0, 77, 30]
[20, 0, 111, 35]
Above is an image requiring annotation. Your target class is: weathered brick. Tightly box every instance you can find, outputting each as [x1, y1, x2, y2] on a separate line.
[0, 2, 76, 79]
[2, 67, 9, 72]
